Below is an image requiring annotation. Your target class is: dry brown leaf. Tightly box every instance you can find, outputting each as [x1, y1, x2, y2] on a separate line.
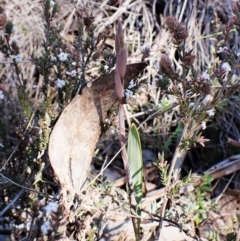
[48, 63, 147, 203]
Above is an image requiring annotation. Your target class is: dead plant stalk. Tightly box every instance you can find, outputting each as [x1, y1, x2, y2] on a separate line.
[157, 122, 189, 240]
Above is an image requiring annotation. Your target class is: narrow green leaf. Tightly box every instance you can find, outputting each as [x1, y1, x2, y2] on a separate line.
[128, 124, 143, 205]
[128, 124, 143, 235]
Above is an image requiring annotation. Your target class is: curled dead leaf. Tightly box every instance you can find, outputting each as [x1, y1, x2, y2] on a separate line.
[48, 62, 147, 205]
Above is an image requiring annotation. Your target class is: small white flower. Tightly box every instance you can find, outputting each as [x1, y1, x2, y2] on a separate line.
[149, 80, 157, 89]
[12, 27, 19, 35]
[201, 121, 206, 130]
[0, 143, 4, 148]
[217, 46, 228, 53]
[105, 118, 111, 124]
[3, 29, 9, 36]
[10, 38, 19, 44]
[41, 220, 52, 235]
[50, 0, 56, 7]
[51, 55, 57, 61]
[189, 102, 194, 108]
[72, 62, 77, 66]
[201, 71, 210, 81]
[128, 80, 136, 89]
[14, 223, 25, 229]
[72, 70, 77, 76]
[206, 109, 215, 117]
[0, 91, 4, 100]
[56, 78, 65, 88]
[156, 74, 163, 80]
[58, 52, 68, 62]
[66, 70, 77, 77]
[221, 62, 231, 72]
[138, 86, 145, 92]
[196, 105, 202, 111]
[15, 55, 23, 62]
[153, 60, 160, 72]
[10, 54, 23, 62]
[49, 0, 56, 11]
[125, 89, 133, 98]
[44, 201, 58, 216]
[140, 45, 150, 53]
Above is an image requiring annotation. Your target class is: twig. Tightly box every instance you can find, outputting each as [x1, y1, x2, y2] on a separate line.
[60, 0, 82, 38]
[0, 188, 25, 217]
[178, 0, 188, 23]
[0, 60, 32, 64]
[236, 227, 240, 241]
[156, 123, 189, 240]
[205, 158, 240, 180]
[138, 103, 178, 130]
[0, 173, 44, 196]
[123, 104, 131, 127]
[152, 0, 161, 33]
[82, 144, 125, 192]
[214, 172, 236, 203]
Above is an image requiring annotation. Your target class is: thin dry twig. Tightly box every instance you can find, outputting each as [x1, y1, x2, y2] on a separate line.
[156, 123, 189, 241]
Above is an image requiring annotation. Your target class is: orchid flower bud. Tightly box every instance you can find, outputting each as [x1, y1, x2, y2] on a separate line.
[114, 18, 127, 101]
[114, 68, 124, 100]
[116, 48, 127, 81]
[115, 18, 124, 54]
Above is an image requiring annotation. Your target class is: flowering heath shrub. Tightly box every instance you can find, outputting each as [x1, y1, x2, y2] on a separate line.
[0, 0, 239, 240]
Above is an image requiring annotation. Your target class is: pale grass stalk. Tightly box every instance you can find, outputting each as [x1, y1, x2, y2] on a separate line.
[178, 0, 188, 23]
[60, 0, 82, 38]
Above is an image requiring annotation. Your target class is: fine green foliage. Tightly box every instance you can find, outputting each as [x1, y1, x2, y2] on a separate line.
[193, 174, 214, 226]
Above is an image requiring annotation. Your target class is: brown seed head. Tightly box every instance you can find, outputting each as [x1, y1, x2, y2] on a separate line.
[182, 54, 195, 67]
[166, 16, 178, 31]
[201, 82, 211, 94]
[171, 84, 179, 94]
[11, 41, 20, 55]
[160, 55, 174, 74]
[92, 51, 101, 61]
[166, 16, 188, 44]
